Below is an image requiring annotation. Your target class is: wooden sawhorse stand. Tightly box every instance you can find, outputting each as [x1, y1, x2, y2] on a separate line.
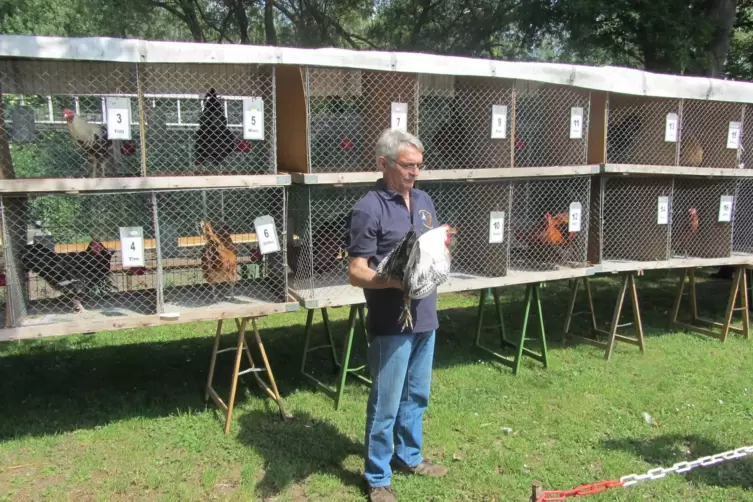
[474, 283, 548, 375]
[564, 272, 645, 360]
[300, 304, 371, 410]
[205, 316, 290, 435]
[671, 266, 750, 342]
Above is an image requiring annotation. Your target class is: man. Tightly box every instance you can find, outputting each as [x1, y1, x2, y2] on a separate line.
[346, 129, 448, 502]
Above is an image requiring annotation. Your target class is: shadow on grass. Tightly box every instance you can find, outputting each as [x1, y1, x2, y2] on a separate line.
[0, 269, 744, 440]
[603, 434, 753, 489]
[237, 410, 364, 498]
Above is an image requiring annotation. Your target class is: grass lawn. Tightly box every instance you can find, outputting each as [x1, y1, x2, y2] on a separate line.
[1, 269, 753, 501]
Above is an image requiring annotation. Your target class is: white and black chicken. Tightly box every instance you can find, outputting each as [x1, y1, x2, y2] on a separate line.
[376, 224, 457, 330]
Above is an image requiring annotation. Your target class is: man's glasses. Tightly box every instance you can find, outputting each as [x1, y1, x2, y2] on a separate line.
[388, 158, 426, 171]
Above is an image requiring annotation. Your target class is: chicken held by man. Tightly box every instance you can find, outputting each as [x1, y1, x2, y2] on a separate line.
[376, 224, 457, 331]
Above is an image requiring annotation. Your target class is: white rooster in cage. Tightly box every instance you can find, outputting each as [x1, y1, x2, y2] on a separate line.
[376, 224, 457, 331]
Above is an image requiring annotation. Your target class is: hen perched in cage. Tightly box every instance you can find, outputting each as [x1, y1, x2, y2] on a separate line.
[21, 238, 114, 312]
[64, 109, 134, 177]
[200, 221, 238, 300]
[194, 88, 248, 169]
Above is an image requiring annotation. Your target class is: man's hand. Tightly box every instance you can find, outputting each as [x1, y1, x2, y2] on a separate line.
[348, 257, 403, 290]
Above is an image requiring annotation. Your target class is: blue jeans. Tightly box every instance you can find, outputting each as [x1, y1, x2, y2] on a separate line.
[364, 330, 436, 488]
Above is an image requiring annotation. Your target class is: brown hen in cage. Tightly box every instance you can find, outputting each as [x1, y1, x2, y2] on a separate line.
[200, 220, 238, 300]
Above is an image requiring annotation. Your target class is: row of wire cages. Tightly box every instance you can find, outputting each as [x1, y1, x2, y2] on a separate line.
[286, 176, 591, 304]
[590, 175, 752, 265]
[0, 58, 277, 178]
[304, 67, 592, 173]
[0, 187, 288, 329]
[605, 93, 752, 169]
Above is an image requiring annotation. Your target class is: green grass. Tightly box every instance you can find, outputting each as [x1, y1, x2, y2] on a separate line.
[2, 269, 753, 501]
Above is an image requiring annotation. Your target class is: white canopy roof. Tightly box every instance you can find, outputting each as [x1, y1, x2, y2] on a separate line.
[0, 34, 752, 103]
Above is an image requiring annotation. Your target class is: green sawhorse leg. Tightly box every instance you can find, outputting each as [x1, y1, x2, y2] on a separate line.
[300, 304, 371, 409]
[474, 284, 548, 375]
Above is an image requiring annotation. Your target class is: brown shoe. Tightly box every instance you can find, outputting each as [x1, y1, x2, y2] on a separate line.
[391, 458, 449, 478]
[368, 485, 397, 502]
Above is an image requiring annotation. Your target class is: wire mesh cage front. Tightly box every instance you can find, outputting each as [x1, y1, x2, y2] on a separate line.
[680, 99, 744, 169]
[140, 63, 276, 176]
[514, 82, 590, 168]
[154, 187, 287, 315]
[288, 183, 367, 302]
[732, 179, 753, 255]
[419, 180, 510, 278]
[741, 104, 753, 170]
[606, 94, 681, 166]
[599, 176, 672, 262]
[508, 176, 590, 271]
[418, 75, 514, 170]
[306, 67, 417, 173]
[670, 177, 735, 259]
[1, 192, 157, 328]
[0, 58, 143, 178]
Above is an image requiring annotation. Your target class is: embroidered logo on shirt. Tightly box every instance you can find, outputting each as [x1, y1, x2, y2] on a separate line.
[419, 210, 433, 228]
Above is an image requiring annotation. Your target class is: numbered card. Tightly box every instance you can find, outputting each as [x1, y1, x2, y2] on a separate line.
[243, 98, 264, 140]
[254, 215, 281, 255]
[718, 195, 734, 222]
[119, 226, 145, 268]
[106, 97, 132, 140]
[727, 121, 741, 149]
[570, 107, 583, 139]
[489, 211, 505, 243]
[568, 202, 582, 233]
[665, 113, 678, 142]
[491, 105, 507, 139]
[657, 196, 669, 225]
[391, 102, 408, 132]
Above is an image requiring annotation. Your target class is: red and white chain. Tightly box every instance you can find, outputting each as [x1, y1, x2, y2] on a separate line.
[536, 445, 753, 501]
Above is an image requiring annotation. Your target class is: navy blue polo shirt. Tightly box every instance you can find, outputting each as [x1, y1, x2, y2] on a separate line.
[346, 178, 440, 335]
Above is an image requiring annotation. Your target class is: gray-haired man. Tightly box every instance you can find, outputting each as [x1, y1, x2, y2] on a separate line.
[346, 129, 449, 502]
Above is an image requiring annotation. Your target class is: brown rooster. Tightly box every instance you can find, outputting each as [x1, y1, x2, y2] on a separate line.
[674, 207, 700, 258]
[514, 211, 576, 266]
[200, 221, 238, 300]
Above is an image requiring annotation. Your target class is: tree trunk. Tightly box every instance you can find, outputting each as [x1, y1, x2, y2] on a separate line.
[265, 0, 277, 45]
[233, 0, 250, 44]
[178, 0, 206, 42]
[707, 0, 738, 77]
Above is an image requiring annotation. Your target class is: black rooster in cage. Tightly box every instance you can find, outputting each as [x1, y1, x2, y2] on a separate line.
[21, 239, 114, 313]
[194, 88, 248, 169]
[606, 112, 643, 164]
